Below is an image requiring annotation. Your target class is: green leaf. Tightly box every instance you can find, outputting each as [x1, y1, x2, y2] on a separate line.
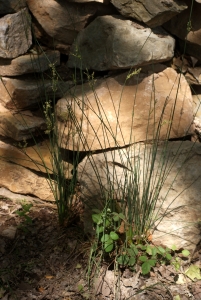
[185, 265, 201, 281]
[101, 234, 110, 243]
[166, 253, 172, 260]
[127, 248, 137, 257]
[105, 219, 110, 227]
[151, 247, 157, 256]
[182, 249, 190, 257]
[146, 245, 153, 256]
[171, 244, 177, 251]
[112, 215, 119, 222]
[130, 244, 139, 255]
[92, 214, 101, 224]
[139, 255, 148, 262]
[110, 231, 119, 241]
[148, 259, 156, 267]
[173, 295, 181, 300]
[104, 239, 113, 253]
[118, 213, 125, 220]
[96, 225, 104, 235]
[128, 256, 136, 266]
[117, 255, 129, 266]
[156, 246, 166, 255]
[141, 261, 151, 275]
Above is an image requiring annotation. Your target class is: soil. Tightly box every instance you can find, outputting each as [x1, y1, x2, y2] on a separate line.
[0, 195, 201, 300]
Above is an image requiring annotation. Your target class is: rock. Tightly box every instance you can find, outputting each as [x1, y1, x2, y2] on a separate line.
[68, 15, 175, 71]
[0, 140, 73, 179]
[56, 67, 193, 151]
[0, 226, 17, 239]
[0, 0, 26, 14]
[0, 160, 54, 200]
[0, 50, 60, 77]
[163, 0, 201, 60]
[0, 76, 72, 110]
[26, 0, 116, 53]
[0, 105, 46, 141]
[0, 9, 32, 59]
[110, 0, 187, 28]
[78, 141, 201, 251]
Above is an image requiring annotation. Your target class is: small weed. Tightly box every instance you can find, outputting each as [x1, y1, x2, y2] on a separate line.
[91, 208, 190, 276]
[15, 201, 33, 232]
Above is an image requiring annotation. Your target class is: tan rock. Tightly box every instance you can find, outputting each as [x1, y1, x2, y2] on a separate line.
[56, 67, 193, 151]
[0, 105, 46, 141]
[0, 50, 60, 77]
[0, 76, 71, 110]
[27, 0, 115, 53]
[0, 0, 26, 14]
[0, 160, 54, 201]
[78, 141, 201, 251]
[0, 140, 74, 179]
[68, 15, 175, 71]
[0, 9, 32, 59]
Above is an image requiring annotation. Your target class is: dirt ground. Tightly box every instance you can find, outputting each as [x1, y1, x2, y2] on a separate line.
[0, 193, 201, 300]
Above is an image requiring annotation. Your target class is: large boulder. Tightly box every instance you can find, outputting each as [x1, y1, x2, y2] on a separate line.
[0, 9, 32, 59]
[78, 141, 201, 251]
[68, 15, 175, 71]
[0, 76, 71, 110]
[163, 0, 201, 60]
[110, 0, 187, 28]
[26, 0, 116, 53]
[56, 67, 193, 151]
[0, 50, 60, 77]
[0, 0, 26, 14]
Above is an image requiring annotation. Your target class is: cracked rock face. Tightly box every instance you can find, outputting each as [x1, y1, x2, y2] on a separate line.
[110, 0, 188, 27]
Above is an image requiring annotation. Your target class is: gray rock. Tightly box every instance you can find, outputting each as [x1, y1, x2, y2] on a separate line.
[0, 8, 32, 59]
[78, 141, 201, 251]
[0, 50, 60, 76]
[0, 0, 26, 14]
[68, 15, 175, 71]
[111, 0, 187, 28]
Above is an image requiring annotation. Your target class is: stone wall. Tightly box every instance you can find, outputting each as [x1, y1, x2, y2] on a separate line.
[0, 1, 201, 217]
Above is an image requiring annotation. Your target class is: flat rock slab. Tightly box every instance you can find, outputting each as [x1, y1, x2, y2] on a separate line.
[56, 67, 193, 151]
[111, 0, 187, 28]
[0, 160, 54, 201]
[78, 141, 201, 251]
[0, 140, 73, 179]
[68, 15, 175, 71]
[0, 105, 46, 141]
[0, 0, 26, 14]
[0, 8, 32, 59]
[0, 50, 60, 76]
[0, 76, 71, 110]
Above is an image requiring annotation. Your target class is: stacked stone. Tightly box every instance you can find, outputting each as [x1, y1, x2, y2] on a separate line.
[1, 0, 201, 247]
